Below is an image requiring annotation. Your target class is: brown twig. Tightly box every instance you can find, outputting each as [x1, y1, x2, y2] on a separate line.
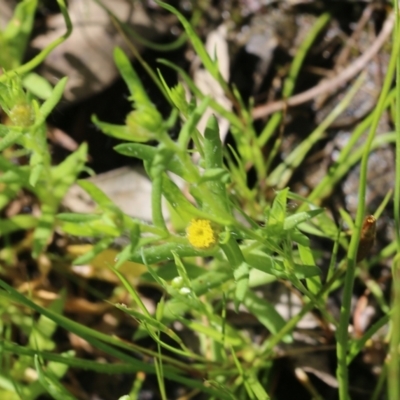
[251, 11, 394, 120]
[335, 4, 375, 69]
[314, 4, 375, 110]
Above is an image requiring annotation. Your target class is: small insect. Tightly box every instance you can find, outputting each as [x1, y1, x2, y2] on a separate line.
[356, 215, 376, 262]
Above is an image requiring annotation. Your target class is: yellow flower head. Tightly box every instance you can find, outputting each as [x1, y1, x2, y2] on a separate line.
[9, 103, 34, 127]
[186, 219, 219, 250]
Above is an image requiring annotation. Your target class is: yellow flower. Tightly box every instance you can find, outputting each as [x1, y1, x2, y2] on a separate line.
[9, 103, 34, 127]
[186, 219, 218, 250]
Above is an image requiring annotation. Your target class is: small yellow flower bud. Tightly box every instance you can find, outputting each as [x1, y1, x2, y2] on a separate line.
[9, 103, 34, 127]
[186, 219, 219, 250]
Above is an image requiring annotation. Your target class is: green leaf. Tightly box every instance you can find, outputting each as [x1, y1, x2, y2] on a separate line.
[51, 143, 87, 201]
[34, 356, 78, 400]
[22, 72, 53, 100]
[0, 215, 37, 235]
[245, 250, 320, 279]
[297, 240, 321, 294]
[177, 316, 243, 346]
[199, 168, 229, 183]
[73, 237, 115, 265]
[169, 82, 190, 115]
[0, 129, 23, 151]
[290, 229, 310, 246]
[39, 77, 68, 121]
[0, 170, 27, 185]
[29, 159, 43, 187]
[267, 188, 288, 229]
[112, 48, 165, 141]
[177, 96, 211, 148]
[140, 261, 205, 282]
[113, 47, 151, 106]
[157, 58, 242, 129]
[0, 155, 30, 185]
[77, 180, 117, 210]
[114, 143, 191, 181]
[1, 0, 38, 69]
[56, 213, 102, 223]
[0, 184, 21, 212]
[156, 2, 219, 81]
[243, 290, 288, 338]
[161, 175, 217, 222]
[125, 107, 163, 140]
[284, 208, 324, 230]
[233, 262, 250, 307]
[0, 123, 9, 137]
[0, 280, 225, 398]
[60, 218, 121, 238]
[246, 374, 271, 400]
[114, 142, 157, 159]
[29, 291, 66, 351]
[204, 115, 223, 169]
[129, 240, 217, 265]
[33, 204, 55, 256]
[136, 268, 232, 340]
[92, 115, 147, 142]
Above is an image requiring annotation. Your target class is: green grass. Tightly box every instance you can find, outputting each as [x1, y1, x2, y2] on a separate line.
[0, 1, 399, 399]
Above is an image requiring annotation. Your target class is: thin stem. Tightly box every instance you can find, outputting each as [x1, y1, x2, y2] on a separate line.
[336, 11, 400, 399]
[394, 1, 400, 253]
[389, 2, 400, 398]
[0, 0, 72, 82]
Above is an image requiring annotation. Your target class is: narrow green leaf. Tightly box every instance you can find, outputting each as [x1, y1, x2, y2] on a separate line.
[60, 218, 121, 238]
[114, 142, 157, 159]
[2, 0, 38, 68]
[135, 268, 232, 336]
[178, 96, 210, 148]
[0, 130, 23, 151]
[171, 251, 192, 288]
[33, 205, 55, 256]
[268, 188, 289, 228]
[0, 215, 37, 235]
[114, 47, 150, 105]
[28, 147, 45, 187]
[77, 180, 116, 209]
[56, 213, 102, 223]
[161, 175, 228, 224]
[114, 143, 191, 181]
[234, 262, 250, 305]
[140, 261, 205, 282]
[298, 240, 321, 294]
[284, 208, 324, 230]
[29, 291, 66, 351]
[204, 115, 223, 169]
[72, 237, 115, 265]
[156, 2, 219, 81]
[157, 58, 242, 129]
[39, 77, 68, 120]
[34, 356, 78, 400]
[245, 250, 320, 279]
[22, 72, 54, 100]
[177, 317, 243, 346]
[128, 240, 217, 265]
[51, 142, 87, 201]
[92, 116, 148, 142]
[243, 290, 288, 337]
[246, 374, 270, 400]
[199, 168, 229, 183]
